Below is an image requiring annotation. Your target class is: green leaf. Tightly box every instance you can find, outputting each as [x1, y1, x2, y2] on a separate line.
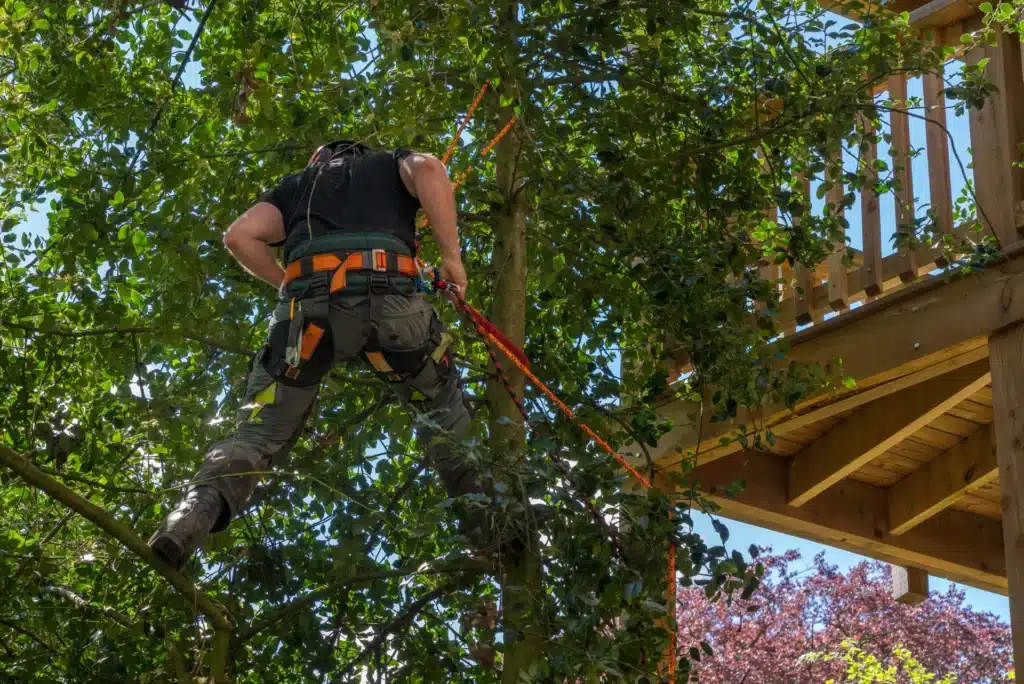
[12, 2, 29, 20]
[6, 118, 22, 134]
[112, 191, 125, 206]
[640, 600, 667, 614]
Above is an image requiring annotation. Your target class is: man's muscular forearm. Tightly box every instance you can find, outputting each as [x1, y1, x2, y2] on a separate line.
[223, 202, 287, 289]
[400, 153, 468, 298]
[225, 236, 286, 289]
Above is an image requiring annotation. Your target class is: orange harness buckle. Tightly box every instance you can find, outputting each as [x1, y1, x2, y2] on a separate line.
[371, 248, 388, 272]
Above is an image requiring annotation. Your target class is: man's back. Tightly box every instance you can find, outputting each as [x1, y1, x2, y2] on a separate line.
[263, 149, 422, 261]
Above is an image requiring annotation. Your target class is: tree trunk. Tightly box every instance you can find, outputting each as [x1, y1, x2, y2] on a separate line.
[489, 5, 543, 677]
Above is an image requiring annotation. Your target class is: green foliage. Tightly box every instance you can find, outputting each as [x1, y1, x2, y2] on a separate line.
[0, 0, 990, 681]
[800, 641, 958, 684]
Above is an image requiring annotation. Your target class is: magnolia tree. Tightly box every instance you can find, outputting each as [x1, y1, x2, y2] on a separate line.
[676, 550, 1014, 683]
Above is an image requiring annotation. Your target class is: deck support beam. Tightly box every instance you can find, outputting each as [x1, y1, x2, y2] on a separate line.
[687, 450, 1007, 594]
[788, 360, 990, 506]
[888, 424, 997, 534]
[987, 322, 1024, 676]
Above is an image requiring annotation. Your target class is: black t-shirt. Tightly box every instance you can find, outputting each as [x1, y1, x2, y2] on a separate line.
[259, 149, 421, 258]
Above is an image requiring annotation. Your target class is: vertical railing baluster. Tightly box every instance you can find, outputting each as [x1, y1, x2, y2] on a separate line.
[888, 73, 919, 282]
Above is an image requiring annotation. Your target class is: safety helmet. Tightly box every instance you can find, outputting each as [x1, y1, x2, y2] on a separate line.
[306, 139, 372, 167]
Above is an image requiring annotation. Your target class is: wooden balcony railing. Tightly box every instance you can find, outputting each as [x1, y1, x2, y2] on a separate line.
[759, 46, 1024, 337]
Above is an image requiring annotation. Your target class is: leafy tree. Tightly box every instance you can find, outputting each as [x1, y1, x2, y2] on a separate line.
[676, 550, 1013, 683]
[802, 642, 958, 684]
[0, 0, 994, 682]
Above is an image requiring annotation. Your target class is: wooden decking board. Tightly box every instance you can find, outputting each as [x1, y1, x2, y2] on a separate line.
[947, 399, 995, 424]
[972, 480, 1003, 503]
[950, 492, 1003, 520]
[874, 451, 923, 474]
[973, 386, 994, 407]
[770, 435, 804, 455]
[890, 438, 944, 461]
[930, 413, 984, 437]
[909, 425, 965, 450]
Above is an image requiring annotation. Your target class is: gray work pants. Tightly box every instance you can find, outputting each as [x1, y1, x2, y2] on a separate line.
[192, 291, 478, 532]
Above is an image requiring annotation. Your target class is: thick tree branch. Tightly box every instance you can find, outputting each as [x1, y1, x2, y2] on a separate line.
[0, 446, 231, 635]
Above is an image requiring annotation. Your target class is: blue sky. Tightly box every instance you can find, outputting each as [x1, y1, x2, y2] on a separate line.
[11, 8, 1009, 626]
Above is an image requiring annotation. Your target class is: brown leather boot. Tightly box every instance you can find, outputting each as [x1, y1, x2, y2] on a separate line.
[148, 486, 226, 570]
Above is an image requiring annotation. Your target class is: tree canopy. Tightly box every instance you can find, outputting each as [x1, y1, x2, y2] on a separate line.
[0, 0, 1001, 682]
[678, 550, 1013, 683]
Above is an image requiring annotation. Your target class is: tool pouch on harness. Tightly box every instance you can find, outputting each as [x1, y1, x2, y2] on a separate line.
[261, 297, 333, 388]
[365, 312, 455, 400]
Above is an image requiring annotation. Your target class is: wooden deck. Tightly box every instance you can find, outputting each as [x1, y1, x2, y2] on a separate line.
[641, 5, 1024, 670]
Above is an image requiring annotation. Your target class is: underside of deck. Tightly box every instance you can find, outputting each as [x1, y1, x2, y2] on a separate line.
[646, 247, 1024, 595]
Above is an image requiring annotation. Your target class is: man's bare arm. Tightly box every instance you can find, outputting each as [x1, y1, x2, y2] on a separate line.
[223, 203, 287, 289]
[399, 152, 468, 299]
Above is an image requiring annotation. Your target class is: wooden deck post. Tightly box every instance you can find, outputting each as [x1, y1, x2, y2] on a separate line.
[988, 323, 1024, 675]
[966, 30, 1024, 248]
[892, 565, 929, 605]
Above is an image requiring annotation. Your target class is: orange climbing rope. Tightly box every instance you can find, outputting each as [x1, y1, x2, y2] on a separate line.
[427, 84, 677, 680]
[440, 81, 489, 166]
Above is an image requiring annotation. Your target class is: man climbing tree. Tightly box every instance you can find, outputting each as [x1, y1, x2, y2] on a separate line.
[147, 140, 514, 569]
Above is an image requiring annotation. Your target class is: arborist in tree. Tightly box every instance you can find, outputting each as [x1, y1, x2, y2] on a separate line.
[146, 140, 518, 570]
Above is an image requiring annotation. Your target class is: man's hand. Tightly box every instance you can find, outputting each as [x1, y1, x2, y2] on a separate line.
[439, 258, 468, 302]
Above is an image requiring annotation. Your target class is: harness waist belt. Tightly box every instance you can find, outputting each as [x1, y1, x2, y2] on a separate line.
[282, 249, 418, 293]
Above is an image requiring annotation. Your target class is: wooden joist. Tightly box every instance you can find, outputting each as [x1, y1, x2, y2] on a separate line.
[787, 359, 991, 506]
[888, 424, 997, 534]
[687, 450, 1007, 594]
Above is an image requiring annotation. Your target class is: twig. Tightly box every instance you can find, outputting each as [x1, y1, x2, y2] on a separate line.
[0, 447, 231, 636]
[334, 582, 455, 680]
[14, 510, 73, 578]
[0, 320, 251, 357]
[36, 465, 152, 495]
[123, 0, 219, 176]
[42, 585, 133, 628]
[0, 618, 56, 654]
[236, 560, 488, 644]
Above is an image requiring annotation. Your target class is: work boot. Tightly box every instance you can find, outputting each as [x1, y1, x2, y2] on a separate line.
[148, 486, 225, 571]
